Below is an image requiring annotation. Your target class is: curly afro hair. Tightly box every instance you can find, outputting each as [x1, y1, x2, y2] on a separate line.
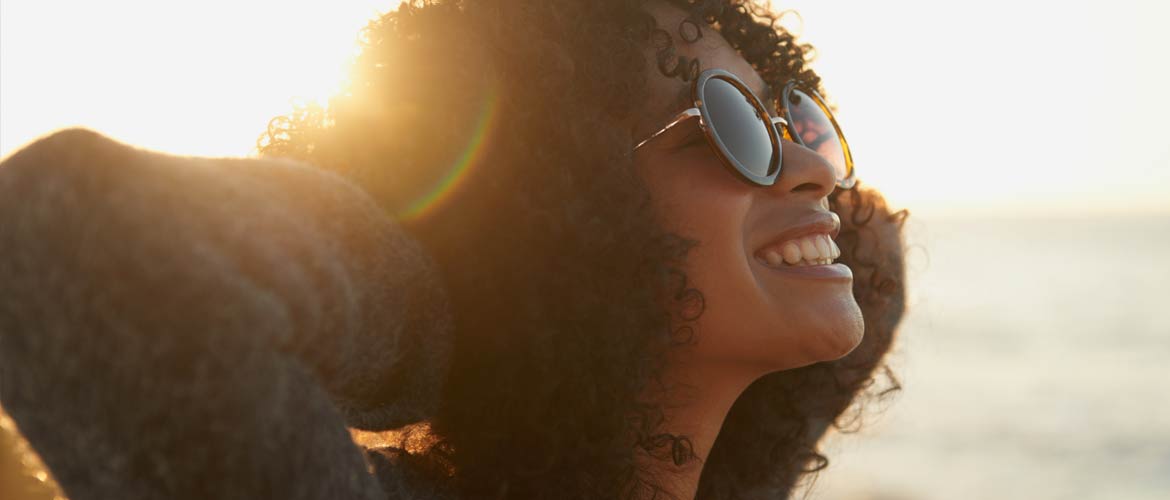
[258, 0, 909, 498]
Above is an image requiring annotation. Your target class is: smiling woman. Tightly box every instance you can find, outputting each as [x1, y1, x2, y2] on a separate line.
[0, 1, 908, 499]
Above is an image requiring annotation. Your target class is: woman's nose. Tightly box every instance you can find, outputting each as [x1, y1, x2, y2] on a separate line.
[766, 140, 838, 200]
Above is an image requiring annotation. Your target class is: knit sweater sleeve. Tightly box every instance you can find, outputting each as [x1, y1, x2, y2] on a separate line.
[0, 129, 452, 499]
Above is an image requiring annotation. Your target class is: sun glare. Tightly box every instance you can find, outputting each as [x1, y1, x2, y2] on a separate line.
[2, 0, 1167, 215]
[0, 0, 400, 159]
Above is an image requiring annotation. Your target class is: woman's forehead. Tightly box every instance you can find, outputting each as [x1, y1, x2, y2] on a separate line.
[637, 21, 769, 140]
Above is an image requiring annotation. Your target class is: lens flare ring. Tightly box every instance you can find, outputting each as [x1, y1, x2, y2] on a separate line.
[397, 80, 500, 221]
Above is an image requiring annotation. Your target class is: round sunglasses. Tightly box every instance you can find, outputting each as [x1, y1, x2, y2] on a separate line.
[633, 68, 856, 189]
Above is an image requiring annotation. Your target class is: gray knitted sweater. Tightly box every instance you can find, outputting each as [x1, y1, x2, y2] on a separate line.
[0, 129, 456, 499]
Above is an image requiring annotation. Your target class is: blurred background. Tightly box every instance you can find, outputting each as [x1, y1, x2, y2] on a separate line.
[2, 0, 1167, 499]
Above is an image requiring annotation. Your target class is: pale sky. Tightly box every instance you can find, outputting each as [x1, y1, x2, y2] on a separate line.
[2, 0, 1167, 216]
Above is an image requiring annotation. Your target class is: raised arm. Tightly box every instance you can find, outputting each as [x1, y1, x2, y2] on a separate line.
[0, 129, 452, 499]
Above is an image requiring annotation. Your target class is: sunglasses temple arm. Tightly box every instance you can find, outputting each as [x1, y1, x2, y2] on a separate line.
[633, 108, 702, 151]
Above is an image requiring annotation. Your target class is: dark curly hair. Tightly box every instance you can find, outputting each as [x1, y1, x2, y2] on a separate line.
[258, 1, 909, 498]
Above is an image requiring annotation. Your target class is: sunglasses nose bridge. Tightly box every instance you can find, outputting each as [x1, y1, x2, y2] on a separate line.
[770, 117, 793, 142]
[765, 139, 839, 200]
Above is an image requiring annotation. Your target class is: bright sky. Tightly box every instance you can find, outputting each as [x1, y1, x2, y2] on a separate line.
[3, 0, 1167, 216]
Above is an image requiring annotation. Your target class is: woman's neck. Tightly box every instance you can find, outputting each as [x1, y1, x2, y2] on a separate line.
[635, 355, 761, 500]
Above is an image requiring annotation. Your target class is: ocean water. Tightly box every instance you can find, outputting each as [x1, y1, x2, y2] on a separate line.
[795, 213, 1170, 500]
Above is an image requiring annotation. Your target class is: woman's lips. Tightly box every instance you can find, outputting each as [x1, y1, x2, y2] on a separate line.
[754, 259, 853, 280]
[751, 211, 849, 280]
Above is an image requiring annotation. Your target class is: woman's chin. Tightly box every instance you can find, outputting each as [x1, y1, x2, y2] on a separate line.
[817, 295, 866, 360]
[779, 297, 865, 368]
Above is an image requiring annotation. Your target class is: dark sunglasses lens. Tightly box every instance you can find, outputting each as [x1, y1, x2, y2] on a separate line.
[703, 78, 777, 178]
[787, 88, 850, 181]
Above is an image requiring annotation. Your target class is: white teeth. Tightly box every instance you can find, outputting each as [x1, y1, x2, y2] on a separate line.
[758, 233, 841, 268]
[782, 242, 801, 265]
[799, 238, 818, 261]
[764, 249, 783, 266]
[814, 235, 831, 260]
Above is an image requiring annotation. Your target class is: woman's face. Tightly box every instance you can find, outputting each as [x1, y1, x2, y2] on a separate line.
[634, 3, 864, 375]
